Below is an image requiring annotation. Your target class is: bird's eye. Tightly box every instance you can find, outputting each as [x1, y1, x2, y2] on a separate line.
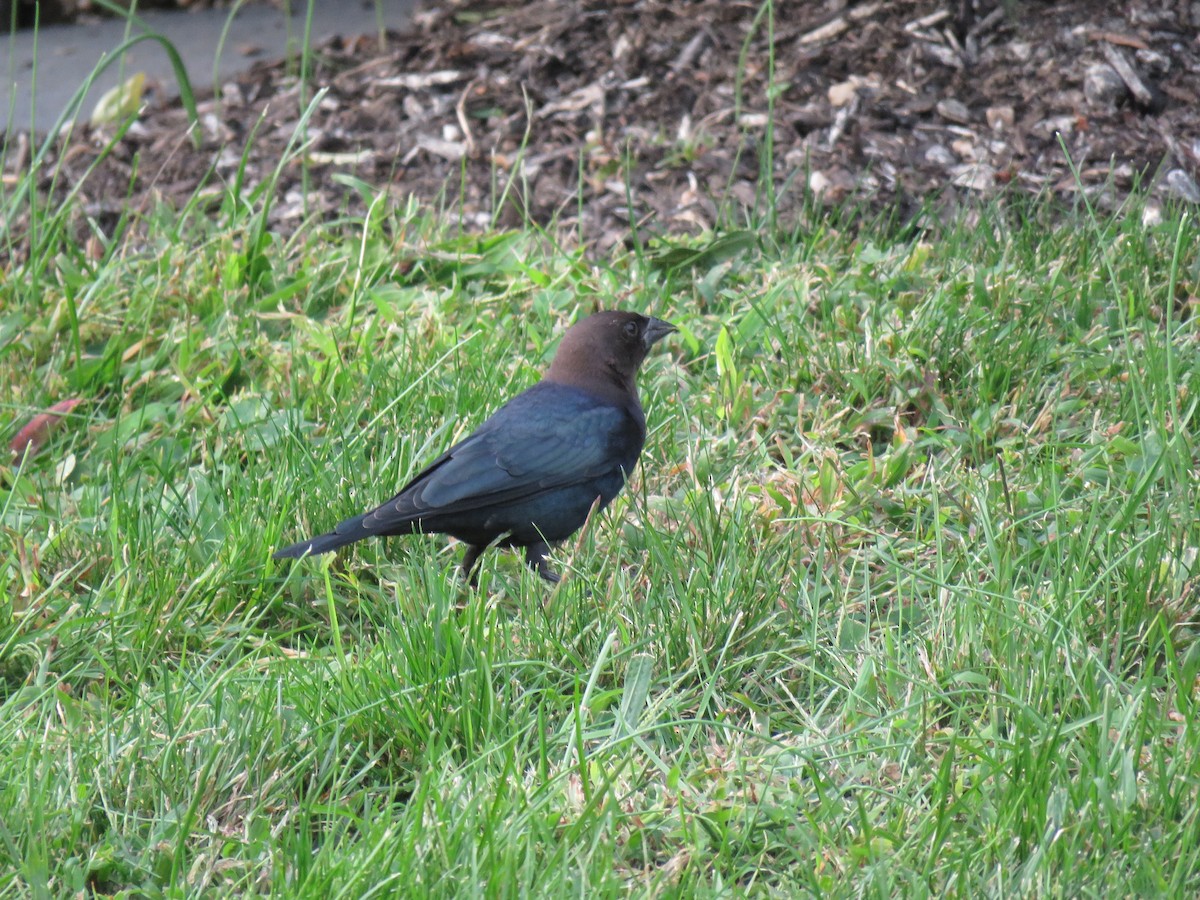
[622, 321, 639, 340]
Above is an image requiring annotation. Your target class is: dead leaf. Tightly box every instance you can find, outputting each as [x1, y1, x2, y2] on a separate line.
[10, 399, 83, 462]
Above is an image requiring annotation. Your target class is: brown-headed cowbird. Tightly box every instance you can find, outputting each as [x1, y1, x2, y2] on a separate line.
[274, 311, 675, 583]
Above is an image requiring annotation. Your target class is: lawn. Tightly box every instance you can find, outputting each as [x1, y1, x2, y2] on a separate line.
[3, 73, 1200, 900]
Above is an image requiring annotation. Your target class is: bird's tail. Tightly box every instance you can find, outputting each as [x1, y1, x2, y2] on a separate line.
[272, 530, 358, 559]
[273, 509, 376, 560]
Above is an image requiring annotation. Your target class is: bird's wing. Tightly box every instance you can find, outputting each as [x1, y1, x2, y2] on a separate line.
[384, 385, 641, 520]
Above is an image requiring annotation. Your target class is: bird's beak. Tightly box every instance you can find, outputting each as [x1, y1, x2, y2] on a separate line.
[643, 317, 677, 348]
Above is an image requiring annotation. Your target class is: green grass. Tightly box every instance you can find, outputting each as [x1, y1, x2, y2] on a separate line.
[4, 51, 1200, 892]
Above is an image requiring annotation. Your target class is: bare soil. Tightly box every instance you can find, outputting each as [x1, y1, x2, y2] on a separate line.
[9, 0, 1200, 258]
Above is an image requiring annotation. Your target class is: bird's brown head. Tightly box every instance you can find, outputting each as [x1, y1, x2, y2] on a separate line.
[546, 311, 676, 400]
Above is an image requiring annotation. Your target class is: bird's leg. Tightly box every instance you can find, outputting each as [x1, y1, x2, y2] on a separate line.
[461, 544, 485, 588]
[524, 541, 561, 583]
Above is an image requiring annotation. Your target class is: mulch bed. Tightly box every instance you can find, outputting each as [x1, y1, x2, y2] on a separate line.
[7, 0, 1200, 260]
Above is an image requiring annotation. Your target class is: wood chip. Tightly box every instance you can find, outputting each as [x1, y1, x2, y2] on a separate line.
[376, 70, 465, 91]
[951, 163, 996, 192]
[986, 106, 1015, 131]
[1100, 43, 1163, 111]
[798, 15, 848, 45]
[965, 6, 1005, 39]
[406, 135, 466, 162]
[936, 98, 971, 124]
[671, 31, 710, 73]
[538, 82, 607, 118]
[905, 10, 952, 32]
[1091, 31, 1150, 51]
[799, 4, 884, 45]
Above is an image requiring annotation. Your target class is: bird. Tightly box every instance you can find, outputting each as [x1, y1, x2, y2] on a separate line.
[273, 310, 676, 584]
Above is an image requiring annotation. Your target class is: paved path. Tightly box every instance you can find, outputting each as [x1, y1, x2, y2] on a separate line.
[1, 0, 417, 134]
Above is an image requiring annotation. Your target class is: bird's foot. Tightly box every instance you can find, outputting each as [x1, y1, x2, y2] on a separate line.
[525, 542, 561, 584]
[461, 544, 485, 588]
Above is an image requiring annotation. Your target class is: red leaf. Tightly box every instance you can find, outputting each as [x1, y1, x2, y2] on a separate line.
[10, 399, 83, 462]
